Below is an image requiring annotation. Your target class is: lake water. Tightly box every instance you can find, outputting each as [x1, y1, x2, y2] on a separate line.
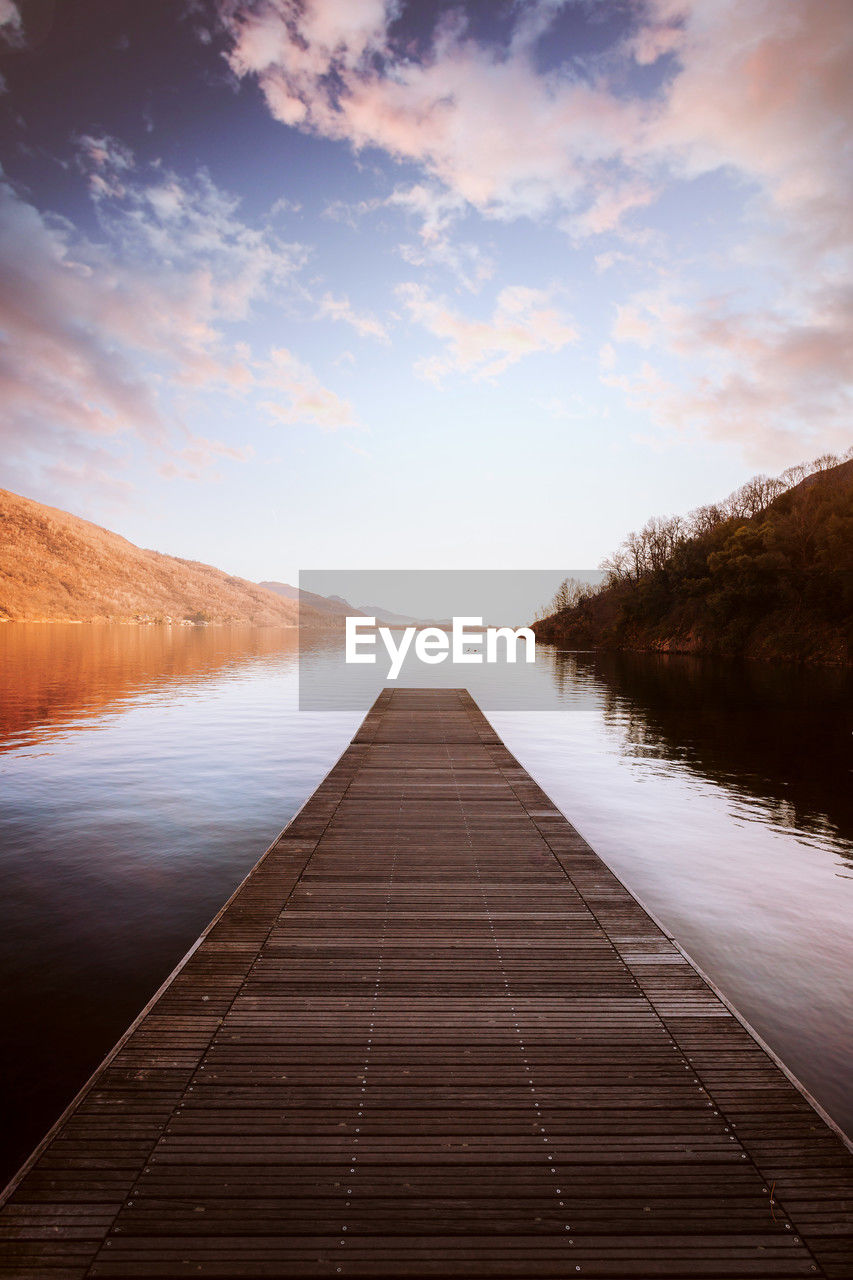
[1, 623, 851, 1186]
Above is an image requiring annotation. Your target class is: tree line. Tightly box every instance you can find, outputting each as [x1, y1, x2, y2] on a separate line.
[535, 449, 853, 664]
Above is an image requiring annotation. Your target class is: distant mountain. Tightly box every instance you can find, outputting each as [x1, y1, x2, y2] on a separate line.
[260, 584, 437, 626]
[259, 581, 365, 618]
[356, 602, 428, 626]
[0, 488, 319, 625]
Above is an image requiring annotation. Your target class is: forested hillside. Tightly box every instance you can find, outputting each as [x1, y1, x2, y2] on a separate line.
[534, 454, 853, 664]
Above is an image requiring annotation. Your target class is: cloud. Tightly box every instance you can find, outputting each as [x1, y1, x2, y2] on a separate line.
[612, 304, 654, 348]
[217, 0, 848, 236]
[258, 347, 358, 431]
[398, 282, 577, 381]
[0, 182, 165, 449]
[646, 0, 853, 254]
[216, 0, 852, 461]
[321, 195, 383, 228]
[158, 433, 255, 482]
[218, 0, 641, 223]
[388, 183, 494, 290]
[76, 133, 134, 198]
[268, 194, 302, 217]
[320, 181, 495, 289]
[0, 146, 315, 495]
[387, 183, 465, 246]
[0, 0, 22, 44]
[594, 248, 633, 274]
[215, 0, 853, 272]
[42, 457, 135, 502]
[318, 292, 389, 341]
[574, 179, 658, 237]
[605, 284, 853, 463]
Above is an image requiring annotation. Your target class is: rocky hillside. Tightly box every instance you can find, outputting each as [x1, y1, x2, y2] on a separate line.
[0, 488, 305, 625]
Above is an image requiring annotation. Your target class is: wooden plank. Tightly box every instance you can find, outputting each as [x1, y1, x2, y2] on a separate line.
[0, 688, 850, 1278]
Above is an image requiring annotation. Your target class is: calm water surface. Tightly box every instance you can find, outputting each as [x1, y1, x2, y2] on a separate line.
[0, 624, 851, 1185]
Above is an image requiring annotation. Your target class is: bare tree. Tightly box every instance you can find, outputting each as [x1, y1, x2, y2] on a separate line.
[539, 576, 595, 618]
[600, 548, 629, 583]
[568, 450, 848, 603]
[779, 463, 808, 489]
[809, 452, 841, 474]
[688, 503, 725, 537]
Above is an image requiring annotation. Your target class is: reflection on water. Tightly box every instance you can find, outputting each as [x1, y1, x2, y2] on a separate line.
[0, 625, 359, 1187]
[0, 625, 850, 1187]
[550, 649, 853, 858]
[0, 623, 302, 750]
[491, 648, 853, 1148]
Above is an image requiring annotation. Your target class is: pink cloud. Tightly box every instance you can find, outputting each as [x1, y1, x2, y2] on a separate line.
[605, 284, 853, 464]
[612, 304, 654, 348]
[75, 133, 134, 198]
[219, 0, 642, 223]
[388, 183, 494, 291]
[258, 347, 359, 431]
[218, 0, 850, 247]
[649, 0, 852, 244]
[318, 292, 389, 341]
[0, 0, 23, 44]
[0, 152, 311, 495]
[398, 282, 577, 381]
[216, 0, 852, 466]
[575, 180, 658, 237]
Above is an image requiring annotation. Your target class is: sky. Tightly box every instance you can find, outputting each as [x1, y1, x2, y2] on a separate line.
[0, 0, 850, 582]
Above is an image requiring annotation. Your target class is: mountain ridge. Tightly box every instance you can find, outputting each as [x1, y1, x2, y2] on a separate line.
[259, 581, 366, 618]
[0, 488, 313, 625]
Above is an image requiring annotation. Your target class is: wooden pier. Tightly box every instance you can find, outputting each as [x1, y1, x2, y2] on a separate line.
[1, 688, 851, 1277]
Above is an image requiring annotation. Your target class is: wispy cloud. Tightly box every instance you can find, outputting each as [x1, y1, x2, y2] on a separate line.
[318, 292, 389, 341]
[0, 142, 345, 494]
[389, 183, 494, 291]
[75, 133, 134, 198]
[645, 0, 852, 256]
[574, 179, 659, 238]
[258, 347, 359, 431]
[398, 282, 577, 381]
[606, 283, 853, 463]
[0, 0, 23, 44]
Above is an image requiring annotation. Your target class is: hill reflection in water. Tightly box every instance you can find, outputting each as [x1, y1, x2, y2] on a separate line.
[0, 623, 300, 751]
[548, 649, 853, 857]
